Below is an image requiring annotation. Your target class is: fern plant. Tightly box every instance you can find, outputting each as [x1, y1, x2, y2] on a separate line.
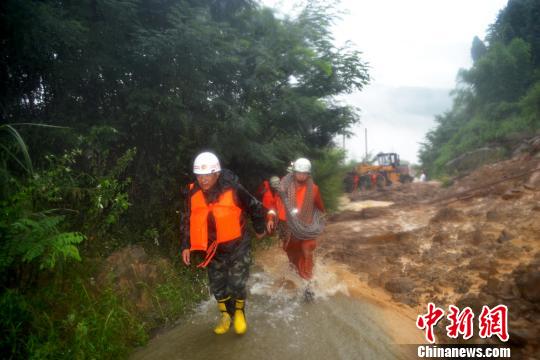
[1, 213, 85, 272]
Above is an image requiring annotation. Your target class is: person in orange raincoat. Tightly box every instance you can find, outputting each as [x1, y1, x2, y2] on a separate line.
[259, 176, 280, 234]
[352, 173, 360, 192]
[276, 158, 324, 300]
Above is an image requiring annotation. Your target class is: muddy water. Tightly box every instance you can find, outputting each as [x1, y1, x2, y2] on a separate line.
[131, 244, 422, 360]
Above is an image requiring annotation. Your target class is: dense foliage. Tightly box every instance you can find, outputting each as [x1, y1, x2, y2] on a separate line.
[1, 0, 368, 249]
[0, 0, 369, 357]
[419, 0, 540, 176]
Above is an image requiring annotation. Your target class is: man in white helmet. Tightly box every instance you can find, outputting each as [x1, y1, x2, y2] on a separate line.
[276, 157, 325, 300]
[180, 151, 271, 335]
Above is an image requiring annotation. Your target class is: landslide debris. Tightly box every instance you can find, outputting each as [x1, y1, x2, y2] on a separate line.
[321, 139, 540, 357]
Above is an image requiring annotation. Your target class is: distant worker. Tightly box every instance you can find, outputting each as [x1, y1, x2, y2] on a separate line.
[420, 170, 427, 182]
[255, 179, 269, 200]
[352, 172, 360, 192]
[276, 157, 325, 301]
[180, 152, 272, 335]
[370, 171, 378, 188]
[286, 161, 294, 174]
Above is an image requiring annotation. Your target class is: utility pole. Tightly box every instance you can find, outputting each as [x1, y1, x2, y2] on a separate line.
[364, 128, 368, 162]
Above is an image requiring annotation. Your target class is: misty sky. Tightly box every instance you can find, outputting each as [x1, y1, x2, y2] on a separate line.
[261, 0, 509, 164]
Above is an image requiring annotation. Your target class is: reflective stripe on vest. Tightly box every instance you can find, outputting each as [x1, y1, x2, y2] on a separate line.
[189, 184, 243, 252]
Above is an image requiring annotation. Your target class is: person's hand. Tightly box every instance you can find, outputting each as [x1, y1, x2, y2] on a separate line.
[255, 231, 266, 239]
[266, 218, 275, 234]
[182, 249, 191, 266]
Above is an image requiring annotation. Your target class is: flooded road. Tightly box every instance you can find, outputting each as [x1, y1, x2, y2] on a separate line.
[132, 244, 423, 360]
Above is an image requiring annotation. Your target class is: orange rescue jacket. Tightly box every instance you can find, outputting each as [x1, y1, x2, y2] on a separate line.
[189, 183, 242, 266]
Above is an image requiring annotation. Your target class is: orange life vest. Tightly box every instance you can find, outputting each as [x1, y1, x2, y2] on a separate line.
[189, 183, 242, 267]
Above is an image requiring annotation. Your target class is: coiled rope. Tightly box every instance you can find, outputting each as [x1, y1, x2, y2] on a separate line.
[276, 173, 325, 240]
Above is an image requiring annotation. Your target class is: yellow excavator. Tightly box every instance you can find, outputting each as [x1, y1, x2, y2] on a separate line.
[355, 152, 413, 190]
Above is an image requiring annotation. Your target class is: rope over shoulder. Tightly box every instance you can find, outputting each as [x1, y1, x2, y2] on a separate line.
[277, 173, 325, 240]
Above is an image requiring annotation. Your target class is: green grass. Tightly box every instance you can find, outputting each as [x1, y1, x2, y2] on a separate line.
[151, 262, 208, 325]
[0, 255, 208, 360]
[26, 278, 148, 360]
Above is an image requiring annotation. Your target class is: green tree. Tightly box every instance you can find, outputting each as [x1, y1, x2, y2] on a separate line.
[419, 0, 540, 176]
[487, 0, 540, 67]
[471, 36, 487, 62]
[461, 38, 533, 104]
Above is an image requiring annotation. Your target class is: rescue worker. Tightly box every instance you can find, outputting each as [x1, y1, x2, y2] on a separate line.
[286, 162, 294, 174]
[352, 173, 360, 192]
[255, 178, 270, 201]
[261, 176, 280, 234]
[370, 171, 378, 189]
[180, 152, 272, 335]
[276, 158, 325, 299]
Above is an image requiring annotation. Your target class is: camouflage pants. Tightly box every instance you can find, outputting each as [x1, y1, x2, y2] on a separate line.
[207, 245, 251, 301]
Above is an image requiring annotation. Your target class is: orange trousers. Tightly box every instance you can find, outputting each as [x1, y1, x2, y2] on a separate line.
[284, 239, 316, 280]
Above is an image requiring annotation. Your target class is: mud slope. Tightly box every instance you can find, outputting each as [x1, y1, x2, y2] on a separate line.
[321, 153, 540, 357]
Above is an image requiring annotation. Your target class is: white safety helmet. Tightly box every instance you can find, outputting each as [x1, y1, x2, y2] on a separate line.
[269, 176, 281, 189]
[193, 152, 221, 174]
[293, 157, 311, 173]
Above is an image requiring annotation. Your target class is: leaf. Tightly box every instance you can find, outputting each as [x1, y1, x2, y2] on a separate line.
[0, 125, 33, 175]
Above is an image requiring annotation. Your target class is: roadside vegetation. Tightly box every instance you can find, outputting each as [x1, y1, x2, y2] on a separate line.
[0, 0, 368, 358]
[419, 0, 540, 177]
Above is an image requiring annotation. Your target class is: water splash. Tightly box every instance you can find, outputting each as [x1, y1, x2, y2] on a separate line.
[251, 247, 351, 301]
[132, 246, 421, 360]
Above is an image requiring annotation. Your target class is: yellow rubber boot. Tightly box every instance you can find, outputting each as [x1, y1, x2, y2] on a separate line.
[233, 299, 247, 335]
[214, 298, 231, 335]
